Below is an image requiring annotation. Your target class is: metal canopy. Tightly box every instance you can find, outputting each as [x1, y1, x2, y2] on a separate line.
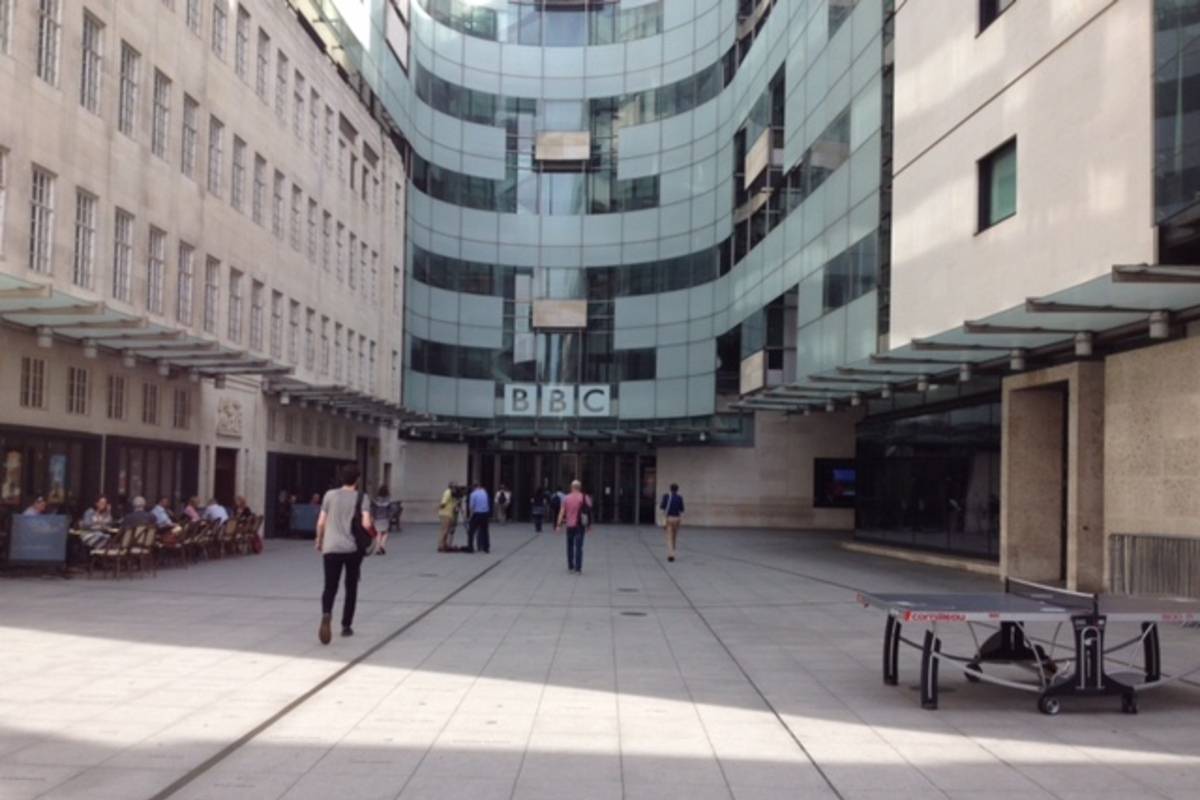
[741, 263, 1200, 407]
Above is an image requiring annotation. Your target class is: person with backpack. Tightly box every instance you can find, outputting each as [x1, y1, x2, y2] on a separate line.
[660, 482, 685, 563]
[555, 480, 592, 574]
[315, 463, 374, 643]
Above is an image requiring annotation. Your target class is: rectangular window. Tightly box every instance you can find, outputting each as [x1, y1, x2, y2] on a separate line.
[304, 308, 315, 370]
[227, 268, 242, 342]
[320, 316, 329, 375]
[274, 51, 289, 121]
[181, 95, 198, 178]
[321, 211, 331, 271]
[106, 374, 126, 420]
[0, 149, 7, 256]
[269, 291, 283, 358]
[234, 5, 250, 79]
[66, 366, 89, 415]
[177, 242, 194, 324]
[186, 0, 202, 35]
[20, 357, 46, 409]
[272, 170, 284, 237]
[252, 154, 266, 224]
[36, 0, 62, 85]
[112, 209, 133, 301]
[151, 70, 171, 159]
[142, 382, 160, 425]
[309, 89, 320, 152]
[172, 388, 190, 429]
[80, 12, 103, 113]
[293, 71, 305, 139]
[306, 199, 317, 261]
[207, 116, 224, 195]
[29, 166, 55, 275]
[0, 0, 11, 55]
[249, 280, 264, 351]
[335, 222, 344, 280]
[392, 266, 401, 315]
[288, 300, 300, 364]
[72, 190, 97, 288]
[290, 185, 302, 249]
[347, 232, 357, 288]
[118, 42, 140, 137]
[979, 0, 1016, 32]
[147, 227, 166, 314]
[203, 257, 219, 333]
[978, 138, 1017, 231]
[333, 324, 342, 381]
[255, 28, 270, 101]
[324, 106, 334, 167]
[210, 1, 226, 59]
[231, 136, 246, 210]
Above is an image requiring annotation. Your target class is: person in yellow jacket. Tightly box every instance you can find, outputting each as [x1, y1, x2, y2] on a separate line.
[437, 482, 457, 552]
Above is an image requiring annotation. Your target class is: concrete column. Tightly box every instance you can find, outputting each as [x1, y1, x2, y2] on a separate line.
[1001, 362, 1107, 590]
[1068, 362, 1106, 591]
[1002, 385, 1065, 583]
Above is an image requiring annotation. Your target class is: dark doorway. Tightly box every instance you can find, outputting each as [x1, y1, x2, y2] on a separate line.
[213, 448, 238, 506]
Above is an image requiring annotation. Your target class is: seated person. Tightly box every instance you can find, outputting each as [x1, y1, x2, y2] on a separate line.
[151, 496, 182, 540]
[121, 496, 158, 531]
[233, 495, 254, 521]
[78, 496, 115, 550]
[203, 498, 230, 525]
[22, 497, 47, 516]
[81, 496, 114, 530]
[181, 496, 202, 523]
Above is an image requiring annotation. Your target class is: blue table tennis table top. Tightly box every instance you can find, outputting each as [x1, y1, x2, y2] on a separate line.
[858, 590, 1200, 624]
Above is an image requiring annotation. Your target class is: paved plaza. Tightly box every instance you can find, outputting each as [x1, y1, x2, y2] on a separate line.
[2, 526, 1200, 800]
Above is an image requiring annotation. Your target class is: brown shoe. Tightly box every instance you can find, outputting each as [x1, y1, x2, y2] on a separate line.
[318, 613, 332, 645]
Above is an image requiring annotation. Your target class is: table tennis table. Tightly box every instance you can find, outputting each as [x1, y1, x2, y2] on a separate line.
[858, 579, 1200, 715]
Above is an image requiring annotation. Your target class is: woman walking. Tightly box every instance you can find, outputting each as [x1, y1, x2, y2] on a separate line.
[530, 487, 547, 532]
[316, 464, 373, 643]
[372, 485, 393, 555]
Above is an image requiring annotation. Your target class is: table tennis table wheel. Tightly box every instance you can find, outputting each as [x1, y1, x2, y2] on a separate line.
[1037, 696, 1061, 716]
[965, 662, 981, 683]
[1121, 693, 1138, 715]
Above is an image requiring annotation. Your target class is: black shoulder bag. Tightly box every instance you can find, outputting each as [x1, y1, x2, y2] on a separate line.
[351, 491, 373, 555]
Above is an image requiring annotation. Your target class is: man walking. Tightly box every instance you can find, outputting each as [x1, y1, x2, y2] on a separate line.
[467, 481, 491, 554]
[660, 482, 685, 563]
[316, 463, 373, 644]
[555, 480, 591, 574]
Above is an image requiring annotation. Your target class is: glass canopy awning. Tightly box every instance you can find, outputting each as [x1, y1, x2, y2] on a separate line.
[0, 274, 417, 424]
[735, 263, 1200, 412]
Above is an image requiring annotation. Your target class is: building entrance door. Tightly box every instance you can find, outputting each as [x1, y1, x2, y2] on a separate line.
[474, 449, 650, 525]
[213, 447, 238, 507]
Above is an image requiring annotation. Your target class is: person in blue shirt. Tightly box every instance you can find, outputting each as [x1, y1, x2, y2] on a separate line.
[660, 483, 685, 563]
[467, 482, 491, 554]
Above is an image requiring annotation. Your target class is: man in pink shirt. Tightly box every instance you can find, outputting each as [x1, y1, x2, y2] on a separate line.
[555, 480, 591, 574]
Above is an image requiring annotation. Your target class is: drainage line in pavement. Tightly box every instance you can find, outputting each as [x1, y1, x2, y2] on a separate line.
[148, 535, 538, 800]
[638, 533, 847, 800]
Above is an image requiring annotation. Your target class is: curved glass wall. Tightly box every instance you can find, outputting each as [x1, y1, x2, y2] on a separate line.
[419, 0, 663, 45]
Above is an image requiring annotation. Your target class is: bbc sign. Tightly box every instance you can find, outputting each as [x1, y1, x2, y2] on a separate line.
[503, 384, 611, 418]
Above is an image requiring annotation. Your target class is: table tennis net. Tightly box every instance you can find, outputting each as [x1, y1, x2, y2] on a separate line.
[1005, 577, 1098, 613]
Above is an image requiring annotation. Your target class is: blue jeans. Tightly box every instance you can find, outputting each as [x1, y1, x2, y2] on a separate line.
[566, 525, 585, 571]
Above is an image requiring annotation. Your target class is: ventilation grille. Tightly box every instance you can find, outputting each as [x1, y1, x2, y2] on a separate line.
[1110, 534, 1200, 598]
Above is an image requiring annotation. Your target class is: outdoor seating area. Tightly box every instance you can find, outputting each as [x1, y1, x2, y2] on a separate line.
[82, 515, 263, 579]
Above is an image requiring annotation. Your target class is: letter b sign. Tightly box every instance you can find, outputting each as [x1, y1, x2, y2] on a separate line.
[541, 384, 574, 417]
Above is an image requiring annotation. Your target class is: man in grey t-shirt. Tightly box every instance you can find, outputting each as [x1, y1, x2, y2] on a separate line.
[315, 463, 373, 644]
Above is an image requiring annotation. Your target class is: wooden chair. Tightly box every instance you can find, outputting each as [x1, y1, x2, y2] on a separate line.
[88, 527, 135, 578]
[129, 525, 157, 577]
[155, 523, 188, 568]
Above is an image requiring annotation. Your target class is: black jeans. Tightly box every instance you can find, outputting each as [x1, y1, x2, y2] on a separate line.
[468, 512, 490, 552]
[532, 509, 544, 532]
[322, 552, 363, 628]
[566, 525, 585, 571]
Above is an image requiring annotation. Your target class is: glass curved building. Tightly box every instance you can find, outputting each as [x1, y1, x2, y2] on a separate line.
[305, 0, 892, 525]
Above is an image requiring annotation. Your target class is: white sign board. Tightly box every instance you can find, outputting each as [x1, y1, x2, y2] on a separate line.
[501, 384, 612, 418]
